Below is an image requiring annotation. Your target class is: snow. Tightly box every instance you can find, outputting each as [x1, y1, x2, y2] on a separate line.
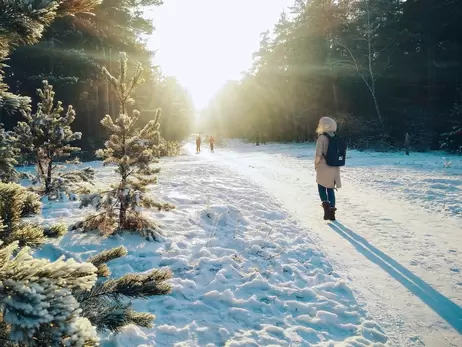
[27, 140, 462, 346]
[186, 141, 461, 347]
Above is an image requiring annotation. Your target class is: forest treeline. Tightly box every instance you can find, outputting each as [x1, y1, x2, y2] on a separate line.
[0, 0, 194, 157]
[200, 0, 462, 153]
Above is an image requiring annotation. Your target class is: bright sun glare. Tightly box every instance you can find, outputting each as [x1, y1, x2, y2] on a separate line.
[146, 0, 293, 111]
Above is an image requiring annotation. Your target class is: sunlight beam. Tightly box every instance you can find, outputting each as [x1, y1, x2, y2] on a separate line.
[145, 0, 293, 111]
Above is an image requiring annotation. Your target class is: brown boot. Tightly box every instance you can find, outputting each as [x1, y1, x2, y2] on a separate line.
[329, 207, 337, 221]
[322, 202, 330, 220]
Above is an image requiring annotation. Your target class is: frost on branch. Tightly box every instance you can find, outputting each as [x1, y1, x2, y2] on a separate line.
[0, 182, 45, 248]
[14, 80, 95, 200]
[0, 126, 20, 183]
[87, 245, 128, 277]
[77, 245, 172, 333]
[0, 241, 99, 346]
[0, 182, 67, 248]
[75, 52, 174, 240]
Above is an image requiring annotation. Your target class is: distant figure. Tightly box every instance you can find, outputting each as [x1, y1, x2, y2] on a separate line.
[209, 136, 215, 152]
[196, 135, 201, 153]
[315, 117, 346, 221]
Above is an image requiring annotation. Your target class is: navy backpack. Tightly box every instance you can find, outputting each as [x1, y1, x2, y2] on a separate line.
[322, 133, 347, 167]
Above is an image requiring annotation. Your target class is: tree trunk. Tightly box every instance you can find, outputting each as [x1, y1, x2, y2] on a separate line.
[426, 0, 437, 145]
[36, 152, 46, 184]
[331, 79, 339, 115]
[45, 159, 53, 194]
[118, 180, 127, 230]
[49, 38, 54, 74]
[405, 133, 410, 155]
[102, 47, 110, 116]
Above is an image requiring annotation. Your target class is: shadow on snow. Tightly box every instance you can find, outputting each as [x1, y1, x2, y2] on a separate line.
[329, 221, 462, 334]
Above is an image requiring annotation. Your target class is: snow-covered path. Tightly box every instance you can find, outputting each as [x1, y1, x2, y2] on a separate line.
[35, 154, 388, 346]
[187, 141, 462, 347]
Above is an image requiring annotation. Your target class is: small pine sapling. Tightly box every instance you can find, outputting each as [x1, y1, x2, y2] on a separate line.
[76, 52, 173, 240]
[0, 182, 67, 248]
[14, 80, 95, 200]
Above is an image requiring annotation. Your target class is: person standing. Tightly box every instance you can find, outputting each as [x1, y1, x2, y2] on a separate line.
[196, 135, 201, 153]
[209, 136, 215, 152]
[314, 117, 345, 221]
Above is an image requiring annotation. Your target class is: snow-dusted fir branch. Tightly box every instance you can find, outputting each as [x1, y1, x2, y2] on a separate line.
[0, 126, 20, 183]
[0, 241, 99, 346]
[0, 185, 172, 344]
[76, 52, 174, 240]
[77, 246, 172, 333]
[14, 80, 95, 200]
[87, 245, 128, 277]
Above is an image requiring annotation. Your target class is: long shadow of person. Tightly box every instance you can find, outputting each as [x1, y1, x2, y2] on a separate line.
[329, 221, 462, 334]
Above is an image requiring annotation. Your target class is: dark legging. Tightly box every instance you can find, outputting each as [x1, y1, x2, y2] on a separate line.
[318, 184, 335, 207]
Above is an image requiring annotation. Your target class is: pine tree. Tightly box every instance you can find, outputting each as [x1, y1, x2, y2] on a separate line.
[14, 80, 94, 199]
[0, 0, 101, 114]
[0, 2, 102, 345]
[1, 5, 173, 342]
[77, 52, 173, 239]
[0, 126, 19, 182]
[0, 184, 173, 345]
[440, 100, 462, 154]
[0, 0, 101, 182]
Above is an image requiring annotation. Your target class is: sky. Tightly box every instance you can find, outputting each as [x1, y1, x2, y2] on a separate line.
[146, 0, 293, 110]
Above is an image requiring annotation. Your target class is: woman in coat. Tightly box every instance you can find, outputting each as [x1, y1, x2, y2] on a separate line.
[314, 117, 342, 221]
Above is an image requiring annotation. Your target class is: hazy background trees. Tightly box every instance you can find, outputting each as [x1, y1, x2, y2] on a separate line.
[1, 0, 194, 157]
[200, 0, 462, 152]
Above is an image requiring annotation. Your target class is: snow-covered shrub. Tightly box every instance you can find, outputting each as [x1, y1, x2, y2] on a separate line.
[75, 53, 174, 239]
[14, 81, 95, 199]
[0, 182, 41, 217]
[158, 138, 181, 157]
[0, 182, 44, 247]
[0, 182, 68, 247]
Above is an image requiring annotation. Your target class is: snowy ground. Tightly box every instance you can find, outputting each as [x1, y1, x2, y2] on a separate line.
[28, 140, 461, 346]
[31, 154, 387, 346]
[184, 140, 461, 347]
